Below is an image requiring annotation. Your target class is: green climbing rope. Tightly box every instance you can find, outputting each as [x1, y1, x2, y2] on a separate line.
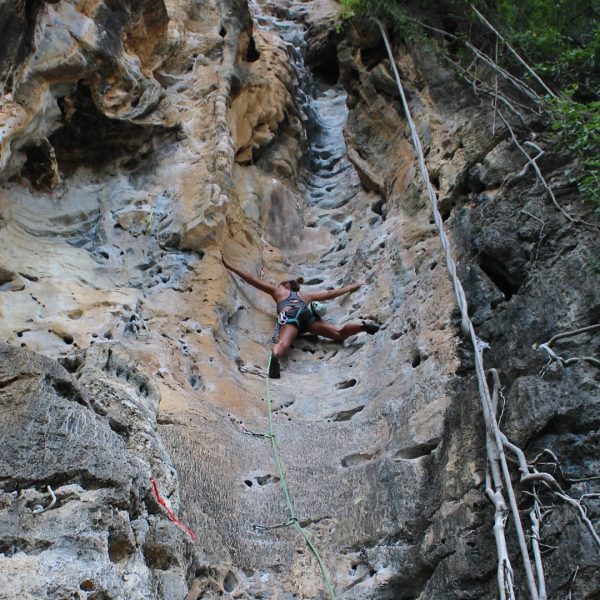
[265, 354, 337, 600]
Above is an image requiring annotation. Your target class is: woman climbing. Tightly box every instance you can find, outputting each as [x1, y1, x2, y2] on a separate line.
[222, 256, 379, 378]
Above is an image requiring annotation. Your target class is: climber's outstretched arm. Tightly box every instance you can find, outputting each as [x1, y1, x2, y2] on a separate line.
[222, 256, 277, 297]
[303, 283, 362, 302]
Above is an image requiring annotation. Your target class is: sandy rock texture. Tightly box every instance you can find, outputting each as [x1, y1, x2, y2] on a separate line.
[1, 0, 599, 598]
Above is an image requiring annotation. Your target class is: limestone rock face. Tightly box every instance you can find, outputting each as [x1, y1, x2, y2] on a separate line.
[1, 0, 599, 599]
[0, 342, 187, 599]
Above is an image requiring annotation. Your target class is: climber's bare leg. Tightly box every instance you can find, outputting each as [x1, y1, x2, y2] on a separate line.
[272, 324, 299, 357]
[307, 320, 364, 341]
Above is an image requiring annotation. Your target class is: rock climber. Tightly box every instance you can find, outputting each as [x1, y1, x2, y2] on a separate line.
[222, 256, 379, 378]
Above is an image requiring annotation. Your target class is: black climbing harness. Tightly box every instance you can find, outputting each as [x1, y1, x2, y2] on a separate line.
[272, 291, 321, 342]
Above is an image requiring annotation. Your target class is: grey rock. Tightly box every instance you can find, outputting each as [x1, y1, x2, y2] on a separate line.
[0, 343, 188, 599]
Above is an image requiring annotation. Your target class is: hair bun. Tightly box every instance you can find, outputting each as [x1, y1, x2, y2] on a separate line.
[296, 277, 304, 284]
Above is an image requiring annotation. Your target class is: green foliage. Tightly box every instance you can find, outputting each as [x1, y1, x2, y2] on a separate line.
[338, 0, 415, 37]
[549, 92, 600, 207]
[493, 0, 599, 211]
[496, 0, 600, 95]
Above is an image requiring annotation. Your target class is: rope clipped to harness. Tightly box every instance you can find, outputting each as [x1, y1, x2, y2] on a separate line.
[271, 302, 326, 343]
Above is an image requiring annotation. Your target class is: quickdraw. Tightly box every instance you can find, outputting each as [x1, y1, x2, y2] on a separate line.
[272, 311, 290, 343]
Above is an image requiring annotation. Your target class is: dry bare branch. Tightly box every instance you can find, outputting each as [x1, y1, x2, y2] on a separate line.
[463, 39, 541, 103]
[543, 324, 600, 347]
[531, 449, 600, 484]
[486, 467, 515, 600]
[498, 428, 600, 552]
[498, 113, 579, 225]
[419, 20, 543, 106]
[470, 5, 557, 99]
[520, 210, 545, 261]
[537, 324, 600, 369]
[530, 501, 548, 600]
[555, 492, 600, 550]
[441, 53, 529, 123]
[580, 493, 600, 502]
[564, 356, 600, 368]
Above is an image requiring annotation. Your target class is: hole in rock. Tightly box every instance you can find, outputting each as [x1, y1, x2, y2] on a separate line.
[307, 44, 340, 85]
[19, 272, 38, 282]
[62, 335, 74, 345]
[256, 474, 278, 486]
[395, 438, 440, 460]
[122, 158, 139, 170]
[230, 73, 242, 98]
[341, 452, 376, 467]
[59, 354, 82, 373]
[50, 83, 173, 173]
[244, 480, 253, 487]
[429, 261, 438, 270]
[108, 537, 130, 563]
[245, 36, 260, 62]
[360, 42, 387, 70]
[80, 580, 95, 591]
[223, 571, 238, 593]
[411, 352, 421, 368]
[331, 405, 364, 421]
[478, 253, 521, 300]
[219, 26, 227, 37]
[48, 376, 85, 405]
[336, 378, 357, 390]
[188, 375, 201, 389]
[0, 267, 15, 285]
[20, 140, 57, 191]
[371, 198, 385, 216]
[144, 541, 176, 570]
[539, 411, 588, 435]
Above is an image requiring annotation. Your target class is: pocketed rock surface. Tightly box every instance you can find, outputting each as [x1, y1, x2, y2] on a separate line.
[0, 0, 598, 598]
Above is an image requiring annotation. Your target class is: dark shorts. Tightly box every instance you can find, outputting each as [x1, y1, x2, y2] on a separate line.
[283, 306, 319, 335]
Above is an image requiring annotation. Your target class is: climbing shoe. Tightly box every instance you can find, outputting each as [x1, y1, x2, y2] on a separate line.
[362, 320, 380, 335]
[268, 354, 281, 379]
